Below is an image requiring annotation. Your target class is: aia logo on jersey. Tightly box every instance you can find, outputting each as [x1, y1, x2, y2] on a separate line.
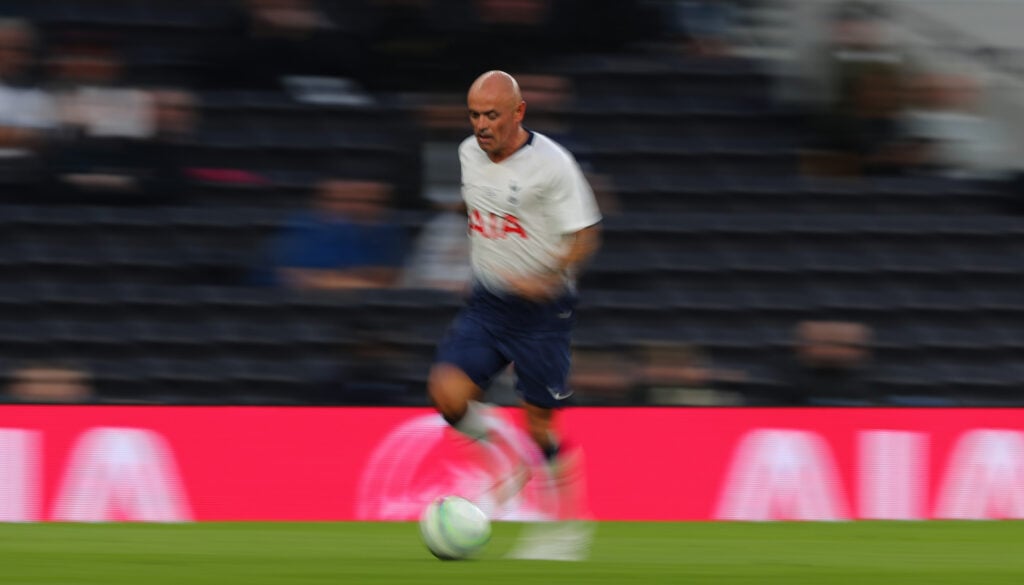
[468, 208, 527, 239]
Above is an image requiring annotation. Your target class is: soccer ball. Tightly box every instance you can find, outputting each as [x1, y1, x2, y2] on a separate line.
[419, 495, 491, 560]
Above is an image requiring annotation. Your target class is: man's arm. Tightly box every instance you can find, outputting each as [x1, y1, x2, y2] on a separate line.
[505, 223, 601, 301]
[552, 223, 601, 277]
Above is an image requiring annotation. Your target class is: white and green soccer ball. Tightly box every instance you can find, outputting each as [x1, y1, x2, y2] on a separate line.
[419, 495, 491, 560]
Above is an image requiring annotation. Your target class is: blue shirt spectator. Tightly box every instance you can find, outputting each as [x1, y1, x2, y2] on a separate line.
[261, 178, 406, 289]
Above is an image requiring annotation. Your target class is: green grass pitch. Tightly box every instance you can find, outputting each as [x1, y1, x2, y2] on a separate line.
[2, 521, 1023, 584]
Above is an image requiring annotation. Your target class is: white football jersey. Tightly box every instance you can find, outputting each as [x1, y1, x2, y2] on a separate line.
[460, 131, 602, 294]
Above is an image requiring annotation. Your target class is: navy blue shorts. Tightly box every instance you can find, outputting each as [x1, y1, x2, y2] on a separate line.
[435, 286, 577, 409]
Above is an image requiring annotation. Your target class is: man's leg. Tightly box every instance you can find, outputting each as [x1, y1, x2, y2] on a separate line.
[428, 363, 488, 440]
[511, 331, 573, 470]
[431, 315, 529, 509]
[509, 402, 593, 561]
[429, 363, 530, 508]
[522, 401, 559, 463]
[522, 401, 586, 517]
[431, 311, 506, 439]
[505, 334, 592, 561]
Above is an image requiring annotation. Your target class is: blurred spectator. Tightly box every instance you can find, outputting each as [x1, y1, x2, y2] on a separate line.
[516, 72, 574, 140]
[664, 0, 738, 56]
[401, 190, 471, 293]
[45, 35, 157, 202]
[4, 363, 94, 403]
[0, 19, 57, 192]
[160, 89, 272, 192]
[138, 88, 275, 201]
[262, 178, 406, 290]
[802, 1, 924, 176]
[133, 88, 200, 201]
[210, 0, 366, 91]
[777, 320, 875, 406]
[822, 62, 922, 176]
[414, 93, 468, 138]
[633, 341, 743, 405]
[902, 72, 1012, 181]
[819, 1, 902, 103]
[49, 37, 153, 138]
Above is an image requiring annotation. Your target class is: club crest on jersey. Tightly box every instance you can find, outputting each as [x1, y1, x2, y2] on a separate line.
[507, 182, 520, 206]
[468, 208, 527, 239]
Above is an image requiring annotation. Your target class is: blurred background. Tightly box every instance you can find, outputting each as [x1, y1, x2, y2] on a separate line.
[0, 0, 1021, 408]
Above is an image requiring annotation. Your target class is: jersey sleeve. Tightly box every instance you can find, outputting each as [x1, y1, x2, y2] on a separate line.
[548, 155, 602, 234]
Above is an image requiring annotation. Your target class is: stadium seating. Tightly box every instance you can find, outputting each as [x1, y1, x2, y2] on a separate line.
[2, 1, 1023, 405]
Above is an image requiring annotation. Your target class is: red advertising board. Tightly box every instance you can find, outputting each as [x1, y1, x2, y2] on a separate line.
[1, 406, 1023, 522]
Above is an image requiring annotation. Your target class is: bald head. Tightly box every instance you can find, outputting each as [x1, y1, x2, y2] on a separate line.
[468, 70, 522, 106]
[467, 70, 528, 163]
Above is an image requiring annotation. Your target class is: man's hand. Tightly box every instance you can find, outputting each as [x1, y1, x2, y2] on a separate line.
[503, 271, 563, 302]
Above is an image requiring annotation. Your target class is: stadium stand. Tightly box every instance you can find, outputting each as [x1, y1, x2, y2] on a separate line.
[0, 0, 1022, 406]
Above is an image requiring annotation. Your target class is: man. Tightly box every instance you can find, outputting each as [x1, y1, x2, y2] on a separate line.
[266, 178, 405, 290]
[428, 71, 601, 522]
[0, 19, 56, 191]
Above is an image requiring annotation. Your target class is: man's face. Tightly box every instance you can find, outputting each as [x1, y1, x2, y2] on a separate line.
[467, 85, 524, 160]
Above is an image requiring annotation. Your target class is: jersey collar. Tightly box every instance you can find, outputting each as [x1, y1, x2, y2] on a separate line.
[520, 129, 535, 150]
[506, 129, 534, 159]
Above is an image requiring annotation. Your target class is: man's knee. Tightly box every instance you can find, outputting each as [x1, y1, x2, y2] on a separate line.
[429, 363, 479, 422]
